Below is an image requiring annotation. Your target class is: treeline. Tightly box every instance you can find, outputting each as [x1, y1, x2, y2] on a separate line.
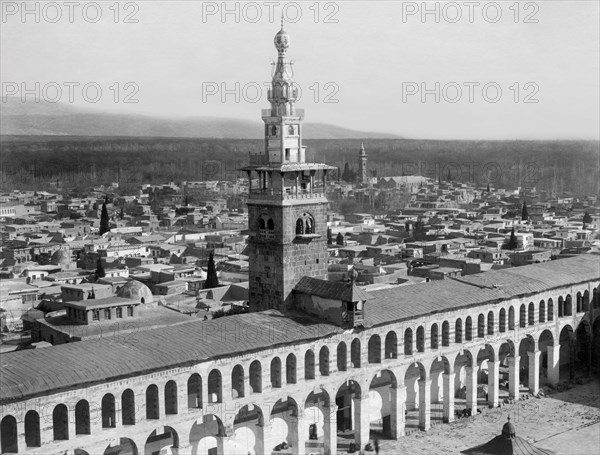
[1, 136, 598, 196]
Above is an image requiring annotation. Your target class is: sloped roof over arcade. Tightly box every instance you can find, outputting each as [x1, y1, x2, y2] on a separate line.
[1, 255, 597, 404]
[365, 254, 599, 327]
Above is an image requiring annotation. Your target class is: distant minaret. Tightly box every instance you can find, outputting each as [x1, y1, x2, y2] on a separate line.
[359, 143, 368, 184]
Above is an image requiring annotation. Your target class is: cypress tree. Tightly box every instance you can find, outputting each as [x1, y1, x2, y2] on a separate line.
[505, 227, 518, 250]
[204, 253, 219, 289]
[583, 211, 592, 229]
[521, 201, 529, 221]
[99, 200, 110, 235]
[327, 228, 333, 245]
[96, 258, 106, 278]
[336, 232, 344, 246]
[486, 183, 490, 193]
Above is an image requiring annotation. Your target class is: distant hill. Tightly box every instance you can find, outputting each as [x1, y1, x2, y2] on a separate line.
[0, 97, 400, 139]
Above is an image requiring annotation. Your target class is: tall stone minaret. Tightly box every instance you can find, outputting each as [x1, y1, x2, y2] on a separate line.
[242, 21, 335, 312]
[359, 143, 368, 184]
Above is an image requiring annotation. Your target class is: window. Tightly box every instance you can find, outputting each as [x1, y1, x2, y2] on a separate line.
[104, 309, 111, 320]
[116, 308, 123, 318]
[127, 306, 133, 317]
[92, 310, 100, 321]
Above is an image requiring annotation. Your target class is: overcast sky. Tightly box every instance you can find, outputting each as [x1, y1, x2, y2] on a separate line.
[2, 1, 599, 139]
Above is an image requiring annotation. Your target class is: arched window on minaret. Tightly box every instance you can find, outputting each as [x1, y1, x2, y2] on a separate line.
[267, 218, 274, 230]
[288, 125, 294, 135]
[305, 218, 313, 234]
[271, 125, 277, 137]
[259, 218, 266, 230]
[296, 219, 304, 235]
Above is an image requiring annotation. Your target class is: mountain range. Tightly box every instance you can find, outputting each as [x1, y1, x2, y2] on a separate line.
[0, 97, 400, 139]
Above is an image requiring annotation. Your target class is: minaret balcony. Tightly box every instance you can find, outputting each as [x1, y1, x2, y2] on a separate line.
[261, 108, 304, 120]
[249, 189, 326, 201]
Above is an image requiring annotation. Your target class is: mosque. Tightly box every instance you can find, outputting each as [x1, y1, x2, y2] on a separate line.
[0, 23, 598, 455]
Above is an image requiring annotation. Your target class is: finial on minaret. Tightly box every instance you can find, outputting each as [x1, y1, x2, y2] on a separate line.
[281, 12, 284, 29]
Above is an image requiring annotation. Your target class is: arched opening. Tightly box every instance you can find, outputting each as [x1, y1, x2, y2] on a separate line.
[528, 302, 535, 325]
[75, 400, 90, 434]
[576, 292, 582, 313]
[429, 357, 451, 426]
[487, 311, 494, 335]
[146, 385, 159, 419]
[267, 218, 274, 230]
[593, 318, 600, 369]
[249, 360, 262, 393]
[306, 389, 332, 453]
[453, 350, 476, 417]
[565, 295, 573, 316]
[259, 218, 266, 230]
[102, 394, 116, 428]
[575, 322, 592, 376]
[441, 321, 450, 347]
[499, 308, 506, 332]
[122, 389, 136, 425]
[404, 362, 428, 431]
[305, 350, 315, 380]
[518, 335, 536, 392]
[368, 370, 398, 438]
[508, 306, 515, 330]
[582, 290, 590, 311]
[455, 319, 463, 343]
[271, 357, 282, 387]
[404, 328, 414, 355]
[208, 369, 222, 403]
[189, 415, 225, 455]
[232, 365, 245, 398]
[385, 331, 398, 358]
[165, 380, 178, 415]
[24, 410, 40, 448]
[539, 300, 546, 323]
[548, 298, 554, 321]
[335, 380, 364, 446]
[368, 335, 382, 363]
[337, 342, 348, 370]
[558, 296, 564, 317]
[103, 438, 138, 455]
[286, 354, 297, 384]
[187, 374, 202, 409]
[295, 218, 304, 235]
[477, 314, 485, 338]
[351, 338, 361, 367]
[416, 326, 425, 352]
[558, 325, 574, 382]
[269, 398, 300, 454]
[538, 329, 554, 387]
[476, 345, 497, 409]
[144, 426, 178, 455]
[465, 317, 473, 341]
[319, 347, 330, 376]
[431, 323, 439, 349]
[232, 405, 265, 455]
[52, 404, 69, 441]
[519, 304, 526, 328]
[1, 416, 18, 453]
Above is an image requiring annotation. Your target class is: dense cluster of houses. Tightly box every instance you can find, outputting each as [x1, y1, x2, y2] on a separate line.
[1, 176, 597, 353]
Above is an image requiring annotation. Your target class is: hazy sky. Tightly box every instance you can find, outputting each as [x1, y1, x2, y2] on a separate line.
[2, 1, 599, 139]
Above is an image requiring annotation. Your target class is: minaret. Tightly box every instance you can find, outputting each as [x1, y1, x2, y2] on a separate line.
[359, 143, 368, 184]
[242, 22, 335, 312]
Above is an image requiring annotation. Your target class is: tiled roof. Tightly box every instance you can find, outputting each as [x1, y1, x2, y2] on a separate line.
[295, 276, 371, 302]
[0, 311, 340, 403]
[365, 255, 599, 327]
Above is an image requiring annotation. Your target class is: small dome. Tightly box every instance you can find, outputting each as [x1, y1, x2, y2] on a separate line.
[274, 26, 289, 53]
[501, 417, 516, 438]
[51, 249, 70, 265]
[117, 280, 154, 304]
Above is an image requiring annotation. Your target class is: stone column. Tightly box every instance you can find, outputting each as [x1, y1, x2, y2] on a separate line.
[528, 350, 541, 395]
[487, 361, 500, 408]
[547, 345, 560, 386]
[324, 404, 338, 455]
[508, 356, 520, 400]
[442, 373, 455, 423]
[418, 378, 431, 431]
[465, 366, 479, 414]
[352, 396, 370, 449]
[16, 419, 27, 454]
[293, 413, 308, 455]
[390, 385, 407, 438]
[67, 403, 77, 441]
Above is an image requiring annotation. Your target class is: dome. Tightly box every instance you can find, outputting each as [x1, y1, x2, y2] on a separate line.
[274, 26, 289, 53]
[117, 280, 154, 304]
[501, 417, 516, 438]
[51, 249, 70, 265]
